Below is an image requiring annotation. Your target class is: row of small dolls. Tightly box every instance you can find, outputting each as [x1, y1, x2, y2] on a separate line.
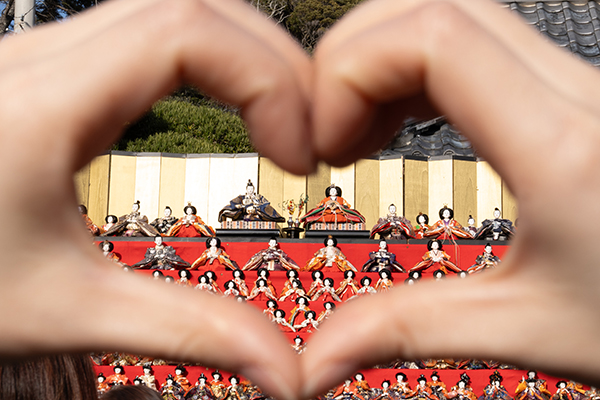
[100, 235, 502, 275]
[79, 182, 515, 242]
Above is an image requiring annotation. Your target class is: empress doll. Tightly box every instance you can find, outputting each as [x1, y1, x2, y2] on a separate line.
[414, 213, 430, 239]
[370, 203, 415, 240]
[475, 208, 515, 241]
[191, 237, 239, 271]
[467, 244, 501, 274]
[151, 206, 178, 235]
[246, 278, 278, 301]
[335, 270, 360, 300]
[132, 235, 190, 270]
[304, 236, 357, 272]
[103, 201, 159, 237]
[168, 203, 215, 238]
[301, 184, 365, 228]
[425, 206, 473, 240]
[311, 277, 342, 302]
[362, 240, 405, 272]
[242, 237, 299, 271]
[186, 373, 215, 400]
[410, 239, 462, 274]
[218, 179, 285, 222]
[375, 269, 394, 292]
[479, 372, 512, 400]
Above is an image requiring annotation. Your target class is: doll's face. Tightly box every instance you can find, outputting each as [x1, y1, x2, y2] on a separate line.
[494, 381, 500, 387]
[485, 245, 492, 254]
[292, 281, 298, 288]
[431, 241, 439, 250]
[468, 217, 475, 226]
[381, 271, 389, 279]
[185, 207, 193, 215]
[165, 277, 174, 283]
[234, 271, 241, 278]
[419, 381, 426, 387]
[330, 187, 338, 197]
[200, 276, 207, 283]
[459, 381, 466, 389]
[102, 243, 110, 252]
[259, 271, 267, 278]
[199, 378, 206, 385]
[528, 372, 536, 379]
[268, 301, 275, 308]
[269, 239, 277, 248]
[98, 376, 105, 383]
[344, 380, 351, 386]
[355, 374, 363, 381]
[164, 208, 172, 217]
[326, 239, 334, 247]
[442, 209, 451, 218]
[259, 280, 265, 287]
[407, 279, 415, 285]
[432, 376, 438, 382]
[231, 377, 238, 385]
[325, 280, 332, 287]
[167, 379, 174, 385]
[108, 216, 117, 223]
[228, 282, 235, 289]
[176, 369, 182, 375]
[298, 297, 305, 305]
[295, 338, 302, 345]
[435, 272, 443, 279]
[379, 241, 387, 250]
[494, 209, 501, 218]
[418, 215, 425, 224]
[315, 271, 323, 280]
[246, 185, 254, 195]
[154, 236, 163, 245]
[383, 382, 390, 389]
[325, 303, 332, 310]
[210, 238, 217, 247]
[345, 271, 353, 279]
[559, 382, 566, 389]
[179, 271, 186, 278]
[389, 204, 396, 213]
[397, 375, 404, 383]
[132, 203, 140, 212]
[115, 367, 123, 374]
[289, 271, 297, 278]
[363, 278, 371, 286]
[144, 368, 151, 375]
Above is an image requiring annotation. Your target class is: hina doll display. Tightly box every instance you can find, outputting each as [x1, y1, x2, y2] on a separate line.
[103, 201, 159, 237]
[300, 184, 365, 228]
[161, 374, 186, 399]
[132, 235, 190, 270]
[174, 365, 191, 393]
[475, 208, 515, 241]
[304, 236, 357, 272]
[370, 204, 415, 240]
[210, 371, 226, 400]
[361, 240, 405, 272]
[414, 213, 430, 239]
[317, 301, 336, 324]
[97, 373, 110, 395]
[232, 269, 249, 297]
[292, 335, 306, 354]
[151, 206, 177, 235]
[176, 269, 193, 287]
[307, 270, 325, 298]
[186, 373, 215, 400]
[428, 372, 448, 400]
[272, 309, 295, 332]
[107, 365, 130, 386]
[218, 179, 285, 222]
[99, 240, 125, 267]
[223, 280, 240, 297]
[479, 372, 512, 400]
[294, 310, 319, 333]
[311, 277, 342, 302]
[410, 239, 462, 274]
[103, 215, 118, 233]
[515, 371, 551, 400]
[425, 206, 473, 240]
[335, 270, 360, 300]
[468, 243, 501, 274]
[137, 364, 157, 390]
[375, 269, 394, 292]
[289, 296, 311, 326]
[447, 379, 477, 400]
[279, 279, 306, 302]
[391, 372, 413, 399]
[350, 276, 377, 299]
[263, 299, 278, 321]
[242, 237, 299, 271]
[191, 237, 239, 271]
[79, 204, 102, 236]
[168, 203, 215, 237]
[247, 278, 278, 301]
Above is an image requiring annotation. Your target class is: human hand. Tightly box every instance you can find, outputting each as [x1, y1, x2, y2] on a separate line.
[301, 0, 600, 396]
[0, 0, 311, 398]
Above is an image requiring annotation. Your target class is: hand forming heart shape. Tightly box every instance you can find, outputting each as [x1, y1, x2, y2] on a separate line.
[1, 0, 600, 399]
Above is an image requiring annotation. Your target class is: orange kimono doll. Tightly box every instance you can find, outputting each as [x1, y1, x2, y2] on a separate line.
[335, 270, 360, 300]
[300, 185, 365, 228]
[410, 239, 462, 274]
[168, 203, 215, 238]
[191, 237, 238, 271]
[414, 213, 431, 239]
[304, 236, 356, 272]
[425, 206, 473, 240]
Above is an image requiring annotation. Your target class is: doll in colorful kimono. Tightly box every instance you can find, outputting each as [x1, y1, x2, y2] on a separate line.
[370, 204, 415, 240]
[231, 269, 249, 297]
[195, 275, 217, 294]
[336, 270, 360, 300]
[317, 301, 336, 325]
[304, 236, 357, 272]
[350, 373, 371, 399]
[428, 372, 448, 400]
[311, 277, 342, 302]
[97, 373, 110, 395]
[137, 364, 157, 390]
[475, 208, 515, 241]
[151, 206, 177, 235]
[300, 184, 365, 228]
[466, 215, 478, 237]
[391, 372, 413, 399]
[161, 374, 185, 400]
[103, 201, 159, 237]
[255, 268, 278, 297]
[272, 309, 295, 332]
[371, 380, 393, 400]
[294, 310, 319, 333]
[565, 381, 586, 400]
[242, 237, 299, 271]
[132, 235, 190, 270]
[103, 215, 118, 233]
[168, 203, 215, 238]
[263, 299, 278, 321]
[447, 379, 477, 400]
[413, 375, 439, 400]
[247, 277, 278, 301]
[332, 379, 367, 400]
[107, 365, 130, 386]
[362, 239, 405, 272]
[479, 372, 513, 400]
[375, 269, 394, 292]
[218, 180, 285, 223]
[292, 335, 306, 354]
[210, 371, 226, 400]
[515, 371, 551, 400]
[289, 296, 312, 326]
[99, 240, 126, 267]
[204, 270, 222, 294]
[223, 280, 240, 298]
[191, 237, 239, 271]
[468, 243, 501, 274]
[174, 365, 191, 394]
[350, 276, 377, 300]
[307, 270, 325, 298]
[414, 213, 430, 239]
[425, 206, 473, 240]
[410, 239, 462, 274]
[186, 373, 215, 400]
[279, 278, 307, 302]
[281, 269, 301, 293]
[176, 269, 193, 287]
[79, 204, 102, 236]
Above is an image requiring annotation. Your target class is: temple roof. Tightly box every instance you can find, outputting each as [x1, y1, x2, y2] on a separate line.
[382, 1, 600, 158]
